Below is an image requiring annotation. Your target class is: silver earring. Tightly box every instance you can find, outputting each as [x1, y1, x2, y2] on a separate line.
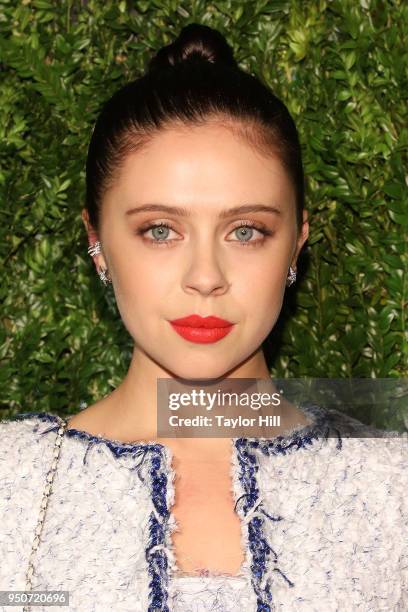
[98, 267, 111, 286]
[286, 266, 297, 286]
[87, 241, 112, 285]
[87, 241, 101, 257]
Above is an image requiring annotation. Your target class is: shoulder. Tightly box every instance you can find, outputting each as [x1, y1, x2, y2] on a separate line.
[313, 406, 406, 468]
[324, 405, 406, 436]
[0, 410, 65, 440]
[261, 404, 407, 486]
[0, 412, 66, 475]
[0, 413, 68, 574]
[316, 408, 408, 511]
[324, 406, 408, 456]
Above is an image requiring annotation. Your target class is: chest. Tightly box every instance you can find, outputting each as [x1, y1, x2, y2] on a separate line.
[169, 456, 245, 575]
[5, 433, 403, 611]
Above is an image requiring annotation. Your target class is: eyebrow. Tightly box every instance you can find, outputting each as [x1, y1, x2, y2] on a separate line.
[125, 203, 282, 219]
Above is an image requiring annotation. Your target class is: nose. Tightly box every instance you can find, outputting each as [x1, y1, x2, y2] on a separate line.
[181, 238, 230, 297]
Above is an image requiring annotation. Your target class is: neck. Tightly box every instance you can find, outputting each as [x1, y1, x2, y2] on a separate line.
[68, 345, 310, 460]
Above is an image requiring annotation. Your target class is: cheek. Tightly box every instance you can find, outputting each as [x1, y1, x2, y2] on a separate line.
[234, 253, 288, 300]
[233, 256, 287, 334]
[112, 254, 174, 317]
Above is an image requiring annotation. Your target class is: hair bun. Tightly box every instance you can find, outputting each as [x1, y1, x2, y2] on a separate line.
[147, 23, 238, 72]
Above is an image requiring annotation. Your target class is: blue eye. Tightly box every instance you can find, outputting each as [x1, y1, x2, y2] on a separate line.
[233, 226, 257, 242]
[136, 221, 273, 248]
[150, 225, 171, 241]
[228, 222, 273, 247]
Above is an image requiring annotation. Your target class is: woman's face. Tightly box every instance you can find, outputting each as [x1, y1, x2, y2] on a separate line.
[85, 122, 308, 379]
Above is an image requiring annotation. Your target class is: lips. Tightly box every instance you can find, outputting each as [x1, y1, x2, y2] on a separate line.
[168, 314, 235, 344]
[169, 314, 233, 328]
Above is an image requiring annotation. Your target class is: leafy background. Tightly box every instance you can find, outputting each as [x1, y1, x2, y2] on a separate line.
[0, 0, 406, 431]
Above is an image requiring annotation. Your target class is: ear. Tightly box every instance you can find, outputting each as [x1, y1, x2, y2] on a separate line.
[290, 209, 309, 269]
[81, 208, 108, 273]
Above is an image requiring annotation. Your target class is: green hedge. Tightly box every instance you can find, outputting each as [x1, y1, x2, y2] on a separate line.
[0, 0, 406, 431]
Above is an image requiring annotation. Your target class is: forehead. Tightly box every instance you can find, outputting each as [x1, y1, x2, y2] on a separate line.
[105, 123, 295, 212]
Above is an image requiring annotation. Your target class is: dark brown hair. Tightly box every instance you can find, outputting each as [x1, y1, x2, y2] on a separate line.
[85, 23, 305, 235]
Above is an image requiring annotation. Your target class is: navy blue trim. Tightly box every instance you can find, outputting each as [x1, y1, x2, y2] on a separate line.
[6, 403, 341, 610]
[232, 402, 342, 611]
[7, 411, 168, 458]
[7, 402, 339, 458]
[235, 438, 273, 610]
[6, 410, 172, 610]
[145, 448, 170, 611]
[245, 402, 343, 455]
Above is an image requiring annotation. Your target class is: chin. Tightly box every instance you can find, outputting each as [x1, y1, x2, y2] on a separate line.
[159, 357, 236, 382]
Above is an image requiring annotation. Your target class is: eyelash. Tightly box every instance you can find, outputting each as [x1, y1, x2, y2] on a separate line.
[135, 220, 274, 248]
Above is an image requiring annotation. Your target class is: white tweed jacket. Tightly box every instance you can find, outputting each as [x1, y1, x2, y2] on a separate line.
[0, 403, 407, 612]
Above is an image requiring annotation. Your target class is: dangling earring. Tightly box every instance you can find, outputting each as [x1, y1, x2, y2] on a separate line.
[98, 267, 111, 286]
[286, 266, 297, 287]
[87, 240, 112, 286]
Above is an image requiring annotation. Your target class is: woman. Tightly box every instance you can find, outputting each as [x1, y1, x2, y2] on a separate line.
[1, 23, 406, 612]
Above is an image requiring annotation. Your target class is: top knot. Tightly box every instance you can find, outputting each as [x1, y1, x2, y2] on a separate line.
[147, 23, 239, 72]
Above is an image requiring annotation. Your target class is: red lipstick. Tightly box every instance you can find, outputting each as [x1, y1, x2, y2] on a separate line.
[169, 314, 235, 344]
